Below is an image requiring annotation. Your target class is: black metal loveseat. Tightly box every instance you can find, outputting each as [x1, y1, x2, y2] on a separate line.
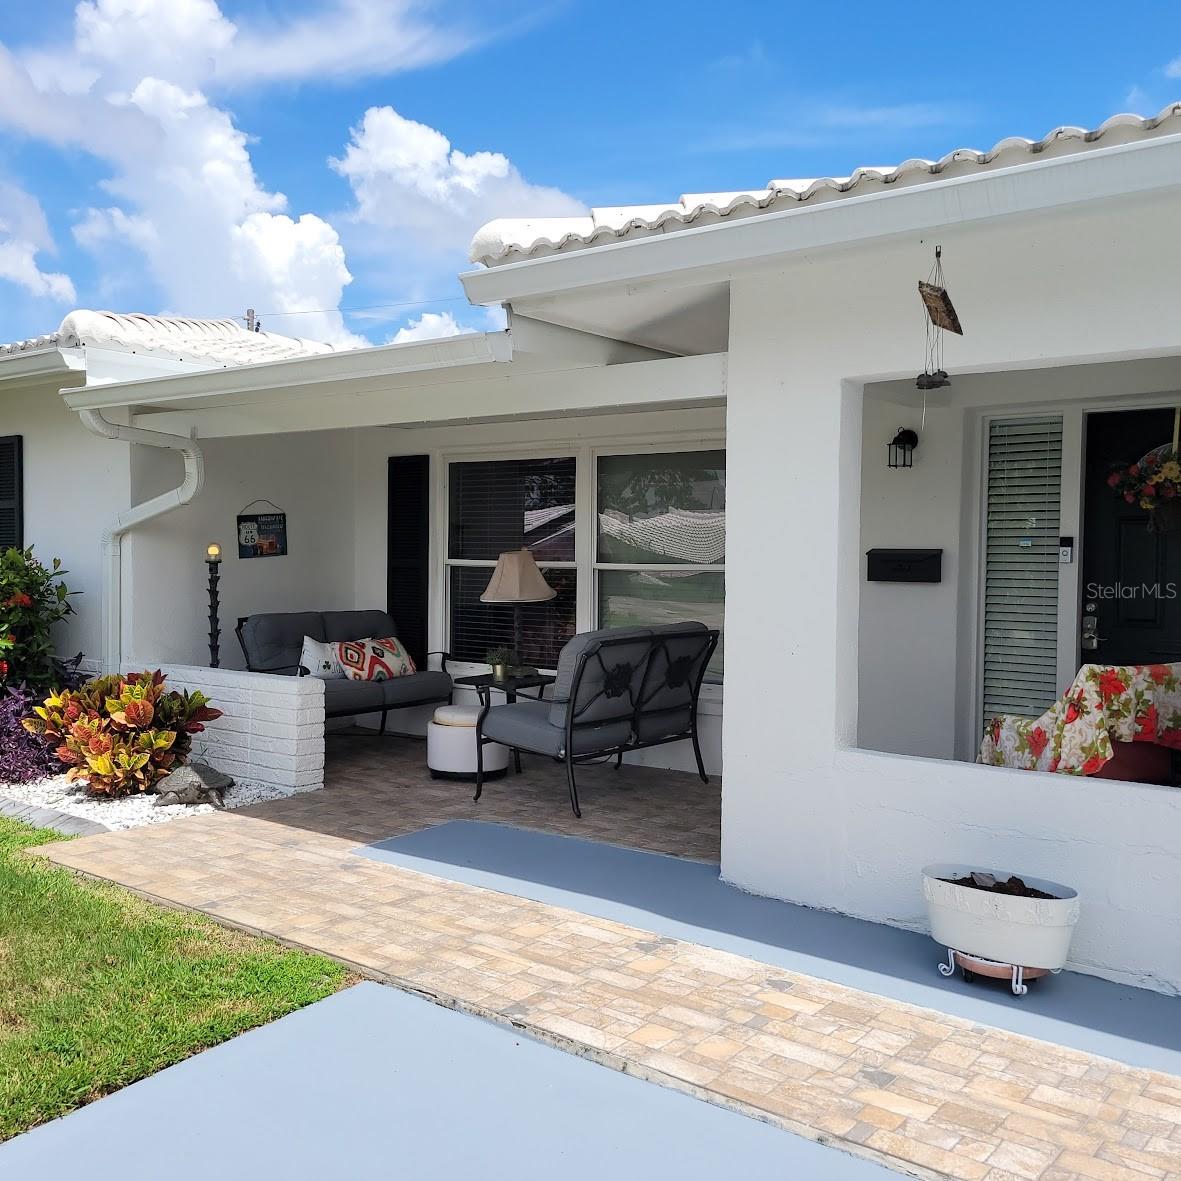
[236, 610, 452, 733]
[475, 623, 718, 818]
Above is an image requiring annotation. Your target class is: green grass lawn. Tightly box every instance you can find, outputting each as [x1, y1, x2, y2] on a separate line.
[0, 817, 351, 1141]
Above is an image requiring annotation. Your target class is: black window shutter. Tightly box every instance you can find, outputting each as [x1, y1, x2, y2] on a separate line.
[387, 455, 431, 668]
[0, 436, 23, 551]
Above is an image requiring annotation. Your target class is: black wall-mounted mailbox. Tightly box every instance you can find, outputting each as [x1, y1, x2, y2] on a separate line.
[866, 548, 943, 583]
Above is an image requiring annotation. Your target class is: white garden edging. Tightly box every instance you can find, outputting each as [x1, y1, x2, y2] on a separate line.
[0, 773, 316, 832]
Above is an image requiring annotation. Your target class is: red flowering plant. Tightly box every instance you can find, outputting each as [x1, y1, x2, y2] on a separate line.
[0, 546, 77, 694]
[1107, 445, 1181, 514]
[23, 670, 223, 798]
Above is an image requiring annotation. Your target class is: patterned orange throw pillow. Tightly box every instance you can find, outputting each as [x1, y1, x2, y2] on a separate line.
[335, 637, 417, 681]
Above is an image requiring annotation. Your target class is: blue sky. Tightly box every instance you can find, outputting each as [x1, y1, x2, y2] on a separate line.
[1, 0, 1178, 348]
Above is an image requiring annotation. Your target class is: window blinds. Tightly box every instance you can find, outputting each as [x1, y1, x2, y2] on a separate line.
[982, 417, 1063, 727]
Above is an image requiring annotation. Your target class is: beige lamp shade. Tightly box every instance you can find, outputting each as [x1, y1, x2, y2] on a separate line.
[480, 548, 556, 604]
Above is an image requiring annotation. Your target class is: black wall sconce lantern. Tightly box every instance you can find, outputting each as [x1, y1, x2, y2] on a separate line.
[888, 428, 919, 469]
[205, 542, 222, 668]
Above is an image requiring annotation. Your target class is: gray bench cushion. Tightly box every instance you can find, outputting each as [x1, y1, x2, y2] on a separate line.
[323, 678, 386, 714]
[481, 699, 632, 758]
[380, 670, 451, 707]
[323, 610, 397, 644]
[547, 626, 652, 727]
[240, 610, 451, 718]
[239, 611, 325, 673]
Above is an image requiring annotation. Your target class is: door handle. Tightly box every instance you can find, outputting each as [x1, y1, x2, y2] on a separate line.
[1081, 616, 1105, 651]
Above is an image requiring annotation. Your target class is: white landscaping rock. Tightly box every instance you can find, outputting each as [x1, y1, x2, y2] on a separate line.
[0, 772, 320, 832]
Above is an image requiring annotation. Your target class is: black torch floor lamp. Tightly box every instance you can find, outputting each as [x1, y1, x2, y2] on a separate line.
[205, 542, 222, 667]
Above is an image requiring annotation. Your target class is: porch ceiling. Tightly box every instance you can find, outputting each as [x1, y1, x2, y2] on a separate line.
[509, 281, 731, 357]
[60, 330, 725, 439]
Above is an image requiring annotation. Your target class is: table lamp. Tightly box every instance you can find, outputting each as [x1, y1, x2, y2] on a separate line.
[480, 547, 555, 669]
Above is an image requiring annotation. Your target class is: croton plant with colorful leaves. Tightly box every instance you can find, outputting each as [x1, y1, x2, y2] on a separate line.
[23, 670, 223, 798]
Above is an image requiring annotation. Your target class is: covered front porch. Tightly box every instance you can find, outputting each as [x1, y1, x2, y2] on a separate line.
[54, 319, 728, 863]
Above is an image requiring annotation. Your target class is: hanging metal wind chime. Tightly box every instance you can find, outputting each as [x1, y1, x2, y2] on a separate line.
[916, 245, 963, 391]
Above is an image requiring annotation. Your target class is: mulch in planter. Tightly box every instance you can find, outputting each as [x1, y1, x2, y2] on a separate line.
[941, 871, 1059, 900]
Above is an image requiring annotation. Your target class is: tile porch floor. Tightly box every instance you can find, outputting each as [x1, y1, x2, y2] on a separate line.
[242, 731, 722, 859]
[29, 740, 1181, 1181]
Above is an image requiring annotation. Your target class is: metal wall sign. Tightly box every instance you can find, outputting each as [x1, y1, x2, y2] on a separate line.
[237, 500, 287, 559]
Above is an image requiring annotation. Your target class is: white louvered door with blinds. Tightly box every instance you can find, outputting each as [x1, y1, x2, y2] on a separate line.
[981, 417, 1064, 729]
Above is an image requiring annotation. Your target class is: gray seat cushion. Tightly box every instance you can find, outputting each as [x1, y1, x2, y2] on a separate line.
[380, 670, 452, 707]
[635, 711, 695, 744]
[322, 610, 397, 644]
[323, 678, 386, 714]
[241, 609, 450, 716]
[548, 626, 653, 727]
[481, 699, 632, 758]
[239, 611, 325, 673]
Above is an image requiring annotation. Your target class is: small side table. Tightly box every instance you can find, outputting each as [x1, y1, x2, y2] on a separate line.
[454, 672, 556, 774]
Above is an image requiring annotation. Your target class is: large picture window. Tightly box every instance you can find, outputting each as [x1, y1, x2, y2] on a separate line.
[446, 457, 577, 668]
[444, 446, 726, 681]
[595, 449, 725, 680]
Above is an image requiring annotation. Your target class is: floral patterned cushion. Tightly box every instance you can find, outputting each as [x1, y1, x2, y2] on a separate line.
[979, 663, 1181, 775]
[336, 636, 417, 682]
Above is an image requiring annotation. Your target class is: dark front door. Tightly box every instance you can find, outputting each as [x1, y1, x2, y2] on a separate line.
[1082, 409, 1181, 665]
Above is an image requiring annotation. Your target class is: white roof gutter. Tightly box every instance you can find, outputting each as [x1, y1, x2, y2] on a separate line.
[461, 133, 1181, 305]
[0, 347, 85, 385]
[62, 329, 513, 413]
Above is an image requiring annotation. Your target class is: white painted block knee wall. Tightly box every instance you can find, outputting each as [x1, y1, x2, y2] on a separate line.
[123, 664, 325, 792]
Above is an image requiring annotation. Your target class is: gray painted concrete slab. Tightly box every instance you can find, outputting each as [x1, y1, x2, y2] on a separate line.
[0, 797, 107, 836]
[356, 821, 1181, 1075]
[0, 982, 891, 1179]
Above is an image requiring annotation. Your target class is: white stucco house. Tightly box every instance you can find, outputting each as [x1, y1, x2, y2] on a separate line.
[4, 104, 1181, 994]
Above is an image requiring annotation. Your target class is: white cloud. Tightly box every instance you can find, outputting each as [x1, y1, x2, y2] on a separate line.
[0, 0, 496, 347]
[1123, 85, 1154, 112]
[0, 181, 75, 303]
[332, 105, 585, 281]
[708, 41, 769, 74]
[694, 99, 968, 154]
[220, 0, 476, 88]
[1166, 57, 1181, 80]
[390, 310, 467, 343]
[22, 0, 478, 94]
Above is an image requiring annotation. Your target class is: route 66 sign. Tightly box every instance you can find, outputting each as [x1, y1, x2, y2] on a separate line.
[237, 512, 287, 559]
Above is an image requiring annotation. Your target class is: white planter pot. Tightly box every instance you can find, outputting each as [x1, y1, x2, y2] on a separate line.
[922, 863, 1080, 971]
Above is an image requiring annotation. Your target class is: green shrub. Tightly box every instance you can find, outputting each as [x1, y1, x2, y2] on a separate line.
[24, 671, 223, 798]
[0, 547, 77, 694]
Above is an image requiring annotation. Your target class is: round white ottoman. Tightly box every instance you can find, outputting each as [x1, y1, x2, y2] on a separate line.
[427, 705, 509, 781]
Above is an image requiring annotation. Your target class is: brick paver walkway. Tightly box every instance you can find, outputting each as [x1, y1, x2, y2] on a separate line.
[34, 812, 1181, 1181]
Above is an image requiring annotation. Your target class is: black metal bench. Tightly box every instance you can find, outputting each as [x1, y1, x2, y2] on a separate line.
[236, 610, 452, 733]
[475, 623, 718, 817]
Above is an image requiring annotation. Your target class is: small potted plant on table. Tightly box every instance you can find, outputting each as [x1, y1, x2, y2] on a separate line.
[485, 647, 514, 682]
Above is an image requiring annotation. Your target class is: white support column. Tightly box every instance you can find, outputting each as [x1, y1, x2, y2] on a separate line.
[720, 273, 862, 902]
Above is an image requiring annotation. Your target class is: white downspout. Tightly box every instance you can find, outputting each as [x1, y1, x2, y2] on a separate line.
[78, 409, 205, 673]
